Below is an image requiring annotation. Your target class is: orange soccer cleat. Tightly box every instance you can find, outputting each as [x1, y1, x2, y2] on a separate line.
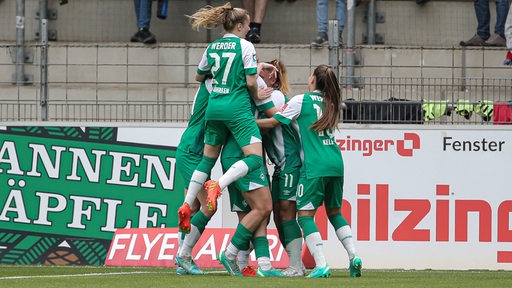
[177, 202, 192, 233]
[205, 180, 222, 211]
[241, 265, 257, 277]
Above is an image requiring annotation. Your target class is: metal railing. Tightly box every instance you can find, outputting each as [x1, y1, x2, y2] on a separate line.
[1, 42, 511, 125]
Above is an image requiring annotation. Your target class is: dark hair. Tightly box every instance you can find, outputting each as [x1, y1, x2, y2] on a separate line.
[187, 2, 249, 32]
[310, 64, 341, 132]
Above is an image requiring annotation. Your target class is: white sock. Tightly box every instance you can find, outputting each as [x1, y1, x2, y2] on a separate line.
[257, 256, 272, 271]
[177, 230, 186, 256]
[225, 243, 239, 261]
[218, 160, 249, 190]
[237, 249, 251, 270]
[286, 237, 303, 270]
[304, 232, 326, 267]
[180, 224, 202, 258]
[184, 171, 208, 205]
[336, 225, 356, 260]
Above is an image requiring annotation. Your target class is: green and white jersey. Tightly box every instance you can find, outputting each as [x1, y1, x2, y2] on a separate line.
[197, 34, 258, 121]
[177, 79, 212, 155]
[221, 76, 275, 161]
[261, 89, 301, 173]
[273, 91, 344, 179]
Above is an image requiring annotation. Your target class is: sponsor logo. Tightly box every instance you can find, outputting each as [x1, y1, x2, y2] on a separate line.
[105, 228, 287, 268]
[337, 132, 420, 157]
[314, 183, 512, 264]
[443, 136, 506, 152]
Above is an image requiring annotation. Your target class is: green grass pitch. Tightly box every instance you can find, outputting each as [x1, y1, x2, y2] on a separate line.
[0, 265, 511, 288]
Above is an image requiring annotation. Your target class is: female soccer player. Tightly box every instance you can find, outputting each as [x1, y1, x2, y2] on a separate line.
[176, 70, 276, 277]
[176, 2, 279, 276]
[258, 59, 305, 277]
[256, 64, 363, 278]
[174, 78, 213, 275]
[178, 2, 265, 228]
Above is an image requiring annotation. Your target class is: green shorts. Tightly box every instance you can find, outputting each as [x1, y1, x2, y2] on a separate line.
[221, 156, 268, 212]
[204, 117, 262, 148]
[176, 148, 204, 189]
[271, 168, 300, 203]
[296, 176, 344, 211]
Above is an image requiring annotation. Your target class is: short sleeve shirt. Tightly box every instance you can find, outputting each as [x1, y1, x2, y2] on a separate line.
[262, 89, 301, 173]
[273, 91, 344, 178]
[197, 34, 258, 121]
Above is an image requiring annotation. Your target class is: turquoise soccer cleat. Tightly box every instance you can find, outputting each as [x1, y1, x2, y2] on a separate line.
[256, 267, 285, 277]
[176, 267, 188, 275]
[175, 255, 204, 275]
[349, 256, 362, 277]
[306, 265, 331, 278]
[218, 250, 242, 276]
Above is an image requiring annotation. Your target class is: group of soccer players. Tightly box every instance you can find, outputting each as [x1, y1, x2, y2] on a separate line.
[174, 2, 362, 278]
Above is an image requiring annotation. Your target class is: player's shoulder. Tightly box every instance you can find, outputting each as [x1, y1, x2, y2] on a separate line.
[240, 37, 255, 47]
[289, 93, 306, 103]
[240, 38, 256, 53]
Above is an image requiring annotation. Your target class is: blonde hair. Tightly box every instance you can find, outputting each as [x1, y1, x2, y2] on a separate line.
[309, 65, 341, 132]
[268, 59, 290, 96]
[187, 2, 249, 33]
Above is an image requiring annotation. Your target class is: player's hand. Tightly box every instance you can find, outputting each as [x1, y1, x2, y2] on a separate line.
[258, 62, 278, 79]
[257, 87, 273, 100]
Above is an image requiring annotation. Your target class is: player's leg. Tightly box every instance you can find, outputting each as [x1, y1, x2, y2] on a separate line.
[280, 199, 304, 276]
[242, 186, 284, 277]
[175, 148, 205, 273]
[179, 121, 226, 231]
[206, 118, 263, 211]
[296, 177, 331, 278]
[235, 211, 256, 276]
[217, 167, 270, 276]
[324, 176, 362, 277]
[176, 188, 215, 275]
[217, 152, 261, 276]
[275, 170, 304, 276]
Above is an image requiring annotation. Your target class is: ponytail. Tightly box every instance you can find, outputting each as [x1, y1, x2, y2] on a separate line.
[310, 65, 341, 132]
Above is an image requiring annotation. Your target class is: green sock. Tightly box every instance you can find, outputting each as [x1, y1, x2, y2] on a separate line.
[282, 219, 302, 246]
[252, 236, 270, 259]
[190, 210, 210, 234]
[276, 225, 285, 246]
[328, 213, 348, 231]
[242, 154, 263, 172]
[298, 216, 318, 237]
[231, 223, 253, 251]
[196, 155, 216, 174]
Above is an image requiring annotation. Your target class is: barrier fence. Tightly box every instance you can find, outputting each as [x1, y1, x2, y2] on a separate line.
[1, 42, 511, 125]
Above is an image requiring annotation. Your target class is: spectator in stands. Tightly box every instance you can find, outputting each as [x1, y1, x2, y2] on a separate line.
[242, 0, 269, 43]
[460, 0, 510, 47]
[131, 0, 157, 44]
[503, 7, 512, 65]
[311, 0, 346, 48]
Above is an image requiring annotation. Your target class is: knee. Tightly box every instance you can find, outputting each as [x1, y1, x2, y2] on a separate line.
[256, 202, 272, 219]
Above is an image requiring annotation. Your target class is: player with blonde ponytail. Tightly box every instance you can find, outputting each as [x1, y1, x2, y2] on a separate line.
[177, 2, 278, 277]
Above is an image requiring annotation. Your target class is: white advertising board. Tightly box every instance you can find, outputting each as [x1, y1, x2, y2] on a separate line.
[329, 126, 511, 270]
[118, 125, 512, 270]
[2, 124, 508, 270]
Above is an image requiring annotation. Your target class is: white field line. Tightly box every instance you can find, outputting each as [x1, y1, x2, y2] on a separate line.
[0, 271, 161, 280]
[0, 270, 227, 280]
